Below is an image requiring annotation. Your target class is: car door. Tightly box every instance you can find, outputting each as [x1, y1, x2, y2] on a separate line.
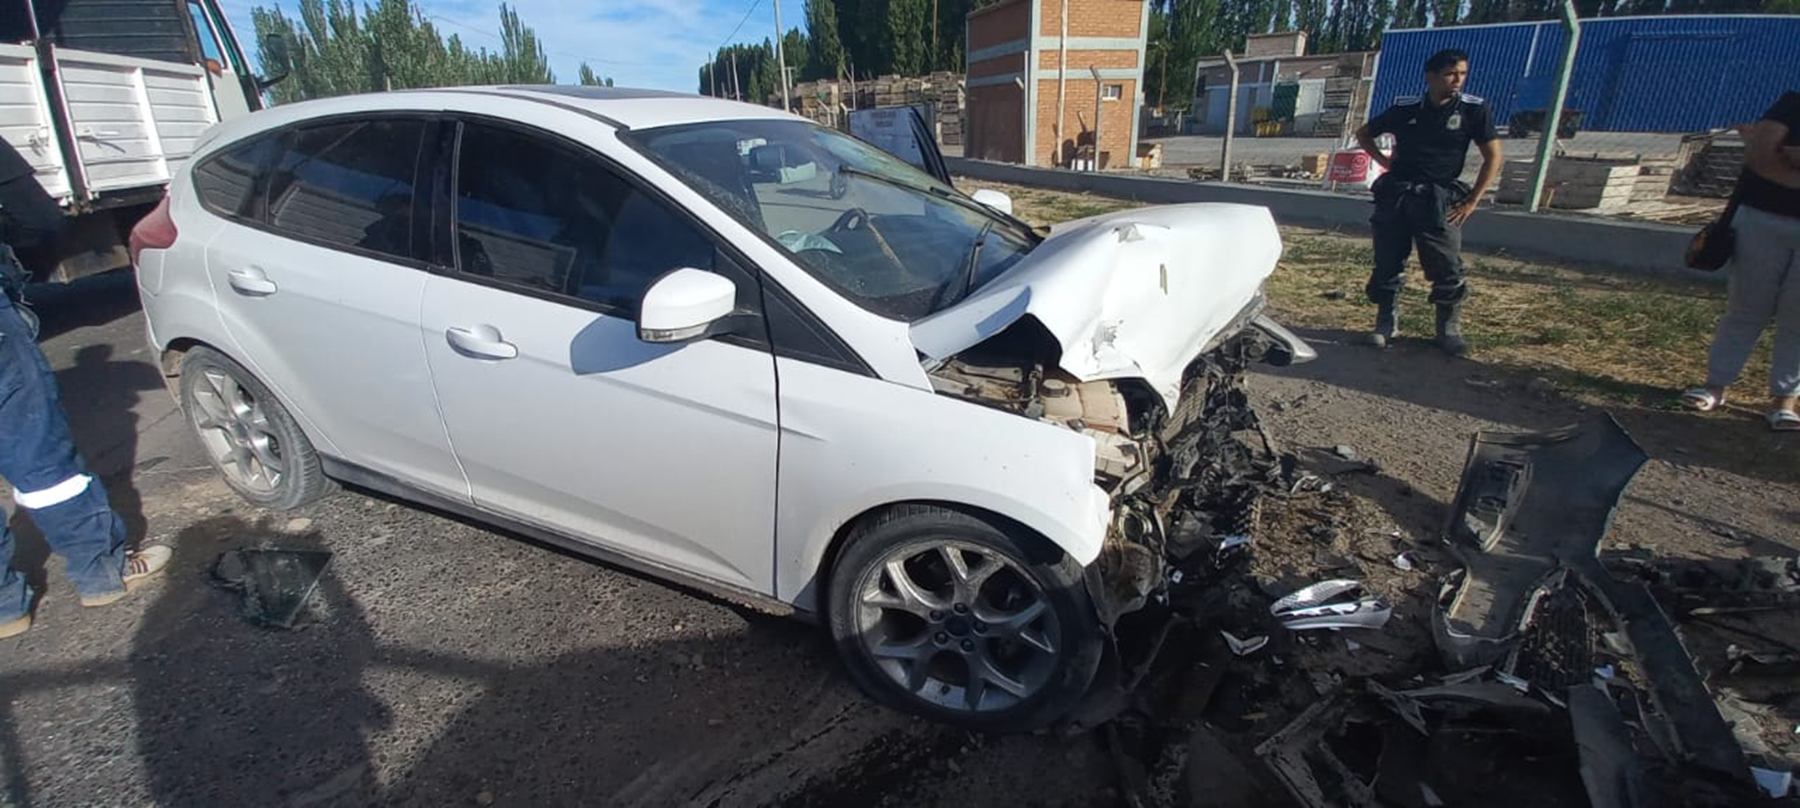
[418, 119, 780, 593]
[202, 115, 467, 499]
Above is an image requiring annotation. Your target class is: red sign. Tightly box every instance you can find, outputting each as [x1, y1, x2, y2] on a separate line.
[1327, 150, 1372, 183]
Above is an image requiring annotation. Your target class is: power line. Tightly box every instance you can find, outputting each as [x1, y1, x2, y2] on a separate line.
[715, 0, 763, 54]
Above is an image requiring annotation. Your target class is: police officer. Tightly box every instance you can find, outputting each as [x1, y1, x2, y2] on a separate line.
[1354, 48, 1503, 355]
[2, 137, 170, 639]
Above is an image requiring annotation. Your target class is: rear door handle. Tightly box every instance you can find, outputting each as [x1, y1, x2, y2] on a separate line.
[226, 267, 278, 296]
[445, 324, 518, 360]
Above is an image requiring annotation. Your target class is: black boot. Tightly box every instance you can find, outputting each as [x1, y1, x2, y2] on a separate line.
[1366, 302, 1398, 348]
[1435, 303, 1468, 357]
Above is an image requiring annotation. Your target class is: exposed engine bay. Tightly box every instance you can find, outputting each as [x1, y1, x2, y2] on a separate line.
[924, 308, 1292, 630]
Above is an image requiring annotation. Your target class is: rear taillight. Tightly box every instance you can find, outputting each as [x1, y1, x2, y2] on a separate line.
[129, 196, 177, 267]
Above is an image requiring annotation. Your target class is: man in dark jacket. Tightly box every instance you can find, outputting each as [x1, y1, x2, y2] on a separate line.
[1, 138, 170, 639]
[1354, 48, 1504, 355]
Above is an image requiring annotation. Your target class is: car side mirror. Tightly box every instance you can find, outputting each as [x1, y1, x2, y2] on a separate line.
[638, 268, 740, 344]
[971, 189, 1013, 216]
[256, 31, 293, 90]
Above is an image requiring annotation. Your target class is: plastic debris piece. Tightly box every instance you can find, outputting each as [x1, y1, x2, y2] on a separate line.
[1217, 534, 1252, 553]
[1595, 665, 1616, 680]
[1751, 768, 1793, 799]
[1271, 579, 1393, 631]
[209, 549, 334, 629]
[1170, 569, 1185, 584]
[1222, 631, 1270, 657]
[1271, 579, 1364, 615]
[1395, 552, 1416, 571]
[1345, 639, 1363, 652]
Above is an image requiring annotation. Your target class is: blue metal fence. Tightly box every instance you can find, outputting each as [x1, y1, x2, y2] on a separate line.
[1369, 16, 1800, 133]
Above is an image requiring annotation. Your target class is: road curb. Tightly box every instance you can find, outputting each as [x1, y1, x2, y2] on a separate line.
[948, 157, 1723, 283]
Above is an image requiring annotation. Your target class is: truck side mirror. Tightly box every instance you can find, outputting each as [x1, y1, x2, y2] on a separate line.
[256, 31, 292, 91]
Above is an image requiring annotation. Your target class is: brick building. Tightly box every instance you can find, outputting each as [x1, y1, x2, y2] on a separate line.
[965, 0, 1148, 168]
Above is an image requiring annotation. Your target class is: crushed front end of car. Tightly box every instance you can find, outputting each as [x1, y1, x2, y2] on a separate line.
[923, 288, 1312, 725]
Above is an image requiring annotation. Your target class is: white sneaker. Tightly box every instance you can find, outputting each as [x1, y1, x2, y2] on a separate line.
[80, 545, 173, 607]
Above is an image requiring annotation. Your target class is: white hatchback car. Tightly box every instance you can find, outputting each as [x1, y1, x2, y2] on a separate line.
[132, 86, 1311, 731]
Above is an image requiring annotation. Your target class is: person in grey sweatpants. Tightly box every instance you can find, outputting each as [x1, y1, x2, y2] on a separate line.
[1683, 90, 1800, 430]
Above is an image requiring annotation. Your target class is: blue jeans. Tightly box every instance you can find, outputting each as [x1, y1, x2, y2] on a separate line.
[1, 294, 127, 623]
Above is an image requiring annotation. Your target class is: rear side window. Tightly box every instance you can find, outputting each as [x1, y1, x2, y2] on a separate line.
[265, 119, 426, 263]
[193, 131, 284, 218]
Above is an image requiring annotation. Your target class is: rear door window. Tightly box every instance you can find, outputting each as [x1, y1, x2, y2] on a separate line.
[263, 119, 427, 263]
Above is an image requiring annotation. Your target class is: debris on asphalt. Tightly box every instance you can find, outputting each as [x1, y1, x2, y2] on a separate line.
[1752, 767, 1794, 798]
[208, 548, 334, 629]
[1271, 580, 1393, 631]
[1221, 631, 1268, 657]
[1078, 412, 1785, 808]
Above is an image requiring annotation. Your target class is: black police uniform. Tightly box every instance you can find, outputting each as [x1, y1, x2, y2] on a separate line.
[1363, 92, 1497, 310]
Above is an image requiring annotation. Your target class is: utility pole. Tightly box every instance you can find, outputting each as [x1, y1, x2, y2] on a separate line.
[1527, 0, 1580, 213]
[1222, 49, 1239, 182]
[774, 0, 792, 110]
[932, 0, 940, 67]
[1158, 43, 1168, 110]
[1090, 65, 1103, 171]
[731, 54, 741, 101]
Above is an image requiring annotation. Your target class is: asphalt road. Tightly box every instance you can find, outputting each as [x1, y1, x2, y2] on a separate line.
[0, 273, 1120, 807]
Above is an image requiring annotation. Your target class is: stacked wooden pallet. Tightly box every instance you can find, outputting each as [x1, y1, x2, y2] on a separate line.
[1496, 157, 1641, 212]
[1632, 157, 1677, 202]
[1315, 56, 1370, 139]
[1670, 133, 1744, 198]
[931, 71, 965, 146]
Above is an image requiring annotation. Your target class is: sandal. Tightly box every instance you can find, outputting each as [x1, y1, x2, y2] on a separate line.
[1767, 409, 1800, 432]
[1680, 387, 1724, 412]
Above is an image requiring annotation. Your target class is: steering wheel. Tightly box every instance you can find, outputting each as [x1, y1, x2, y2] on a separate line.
[828, 207, 869, 233]
[825, 207, 905, 272]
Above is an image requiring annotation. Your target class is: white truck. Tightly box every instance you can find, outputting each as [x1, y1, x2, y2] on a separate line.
[1, 0, 284, 281]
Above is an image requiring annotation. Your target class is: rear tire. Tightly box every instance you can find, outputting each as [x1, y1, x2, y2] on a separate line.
[179, 347, 331, 510]
[827, 505, 1103, 732]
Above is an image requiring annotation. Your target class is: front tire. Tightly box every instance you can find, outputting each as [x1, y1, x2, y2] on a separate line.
[827, 505, 1103, 732]
[179, 347, 331, 510]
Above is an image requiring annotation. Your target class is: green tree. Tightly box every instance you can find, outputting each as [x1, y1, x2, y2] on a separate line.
[806, 0, 846, 79]
[888, 0, 929, 75]
[251, 0, 559, 103]
[579, 63, 613, 86]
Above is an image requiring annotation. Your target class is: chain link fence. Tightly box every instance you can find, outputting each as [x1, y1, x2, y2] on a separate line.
[1126, 12, 1797, 230]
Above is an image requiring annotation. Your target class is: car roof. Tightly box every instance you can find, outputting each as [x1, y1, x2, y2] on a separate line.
[200, 85, 805, 151]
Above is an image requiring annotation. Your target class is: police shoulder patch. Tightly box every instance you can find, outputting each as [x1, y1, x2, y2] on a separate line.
[1459, 93, 1486, 105]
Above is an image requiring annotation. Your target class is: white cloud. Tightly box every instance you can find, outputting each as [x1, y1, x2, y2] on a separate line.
[217, 0, 807, 93]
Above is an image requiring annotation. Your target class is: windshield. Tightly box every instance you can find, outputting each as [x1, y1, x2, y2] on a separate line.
[624, 120, 1036, 321]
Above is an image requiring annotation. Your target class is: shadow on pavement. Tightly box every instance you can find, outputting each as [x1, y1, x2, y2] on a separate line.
[24, 272, 141, 344]
[104, 515, 880, 806]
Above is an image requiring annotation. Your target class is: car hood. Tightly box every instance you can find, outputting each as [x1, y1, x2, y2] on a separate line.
[910, 203, 1283, 410]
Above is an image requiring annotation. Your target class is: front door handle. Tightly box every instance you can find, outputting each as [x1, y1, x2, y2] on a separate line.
[226, 267, 278, 296]
[445, 324, 518, 360]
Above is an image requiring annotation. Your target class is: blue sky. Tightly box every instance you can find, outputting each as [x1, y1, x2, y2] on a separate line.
[217, 0, 805, 93]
